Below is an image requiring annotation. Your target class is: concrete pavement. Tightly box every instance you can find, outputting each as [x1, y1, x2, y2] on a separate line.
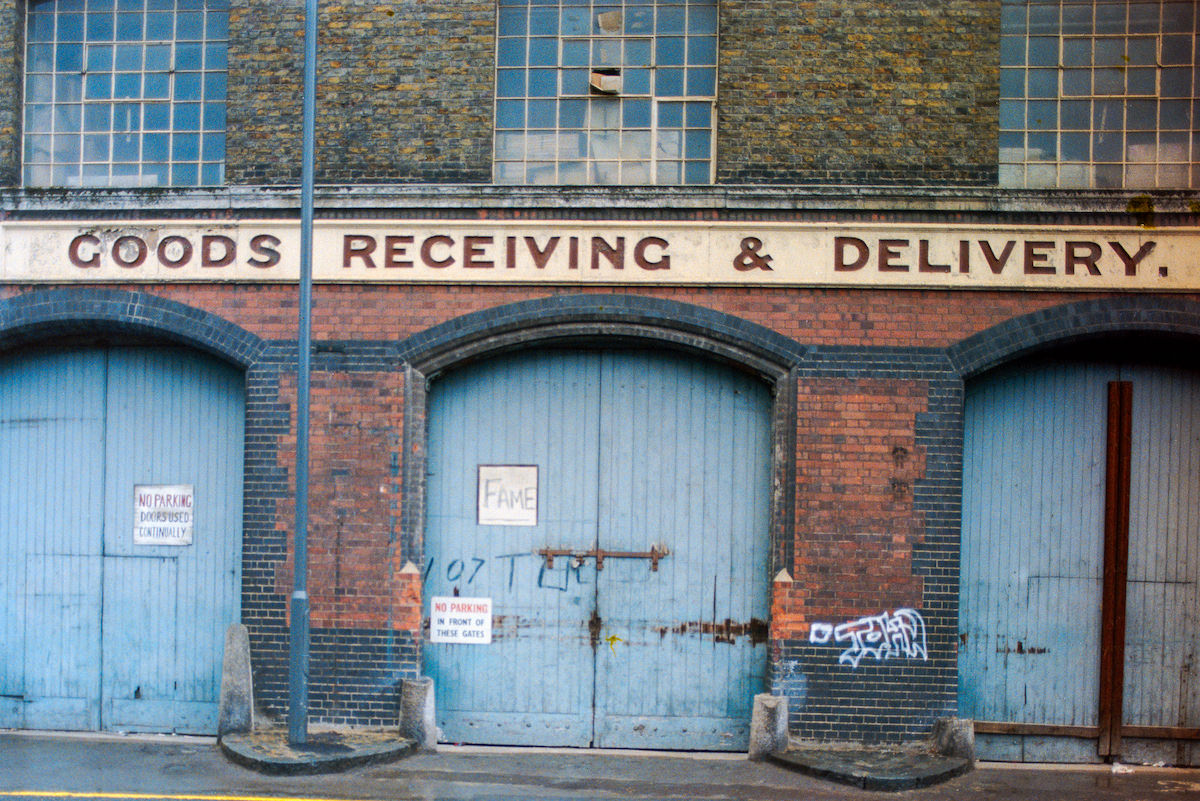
[2, 731, 1200, 801]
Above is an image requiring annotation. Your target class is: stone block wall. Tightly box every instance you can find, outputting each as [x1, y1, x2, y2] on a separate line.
[717, 0, 1000, 185]
[0, 0, 21, 187]
[225, 0, 494, 185]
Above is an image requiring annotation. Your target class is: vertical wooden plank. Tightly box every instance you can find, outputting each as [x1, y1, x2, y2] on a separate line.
[0, 350, 106, 730]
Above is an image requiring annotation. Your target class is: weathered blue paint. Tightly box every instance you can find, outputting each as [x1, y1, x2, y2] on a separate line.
[0, 350, 107, 730]
[424, 349, 770, 749]
[0, 347, 244, 734]
[1122, 367, 1200, 739]
[961, 360, 1200, 763]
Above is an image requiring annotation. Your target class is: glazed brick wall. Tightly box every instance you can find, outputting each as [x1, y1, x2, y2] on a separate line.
[242, 345, 421, 725]
[718, 0, 999, 185]
[7, 283, 1200, 736]
[225, 0, 493, 185]
[0, 0, 20, 187]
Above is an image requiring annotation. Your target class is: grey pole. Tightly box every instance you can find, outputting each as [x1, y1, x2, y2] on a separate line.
[288, 0, 318, 746]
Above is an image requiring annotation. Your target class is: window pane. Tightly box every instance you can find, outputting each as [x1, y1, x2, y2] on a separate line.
[621, 130, 651, 159]
[528, 68, 556, 96]
[113, 71, 141, 98]
[562, 38, 589, 66]
[656, 67, 683, 95]
[496, 100, 525, 128]
[146, 12, 173, 39]
[560, 98, 587, 127]
[84, 104, 112, 131]
[172, 132, 199, 161]
[622, 98, 651, 127]
[683, 160, 709, 184]
[87, 44, 114, 71]
[656, 36, 684, 66]
[686, 102, 711, 128]
[177, 11, 203, 39]
[143, 132, 169, 161]
[116, 12, 142, 41]
[529, 37, 556, 65]
[112, 131, 139, 161]
[623, 68, 650, 94]
[144, 43, 170, 69]
[498, 7, 527, 36]
[27, 104, 54, 132]
[198, 132, 222, 163]
[658, 101, 683, 127]
[656, 6, 684, 34]
[497, 68, 525, 98]
[685, 67, 715, 96]
[176, 71, 202, 100]
[1061, 131, 1089, 160]
[528, 99, 556, 127]
[86, 73, 113, 99]
[497, 37, 525, 66]
[115, 43, 141, 70]
[689, 36, 716, 66]
[1027, 37, 1057, 65]
[144, 103, 170, 130]
[684, 129, 710, 159]
[55, 43, 83, 71]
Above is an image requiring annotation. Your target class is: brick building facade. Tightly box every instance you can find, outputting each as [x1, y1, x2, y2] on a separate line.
[1, 0, 1198, 765]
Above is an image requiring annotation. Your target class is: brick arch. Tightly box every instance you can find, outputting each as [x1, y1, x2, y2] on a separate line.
[0, 288, 267, 367]
[397, 293, 807, 381]
[947, 296, 1200, 379]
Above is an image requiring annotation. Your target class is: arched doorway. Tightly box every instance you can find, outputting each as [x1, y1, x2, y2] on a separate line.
[0, 342, 245, 734]
[422, 345, 774, 749]
[959, 342, 1200, 765]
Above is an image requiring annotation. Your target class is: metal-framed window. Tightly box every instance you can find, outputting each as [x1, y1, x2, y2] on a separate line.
[23, 0, 229, 188]
[1000, 0, 1198, 189]
[494, 0, 717, 186]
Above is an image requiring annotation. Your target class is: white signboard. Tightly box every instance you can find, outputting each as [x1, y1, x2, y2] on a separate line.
[133, 484, 194, 546]
[430, 596, 493, 644]
[3, 218, 1198, 291]
[477, 464, 539, 526]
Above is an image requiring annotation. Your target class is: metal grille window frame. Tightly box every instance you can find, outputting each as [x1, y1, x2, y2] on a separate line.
[494, 0, 717, 186]
[23, 0, 229, 188]
[999, 0, 1199, 190]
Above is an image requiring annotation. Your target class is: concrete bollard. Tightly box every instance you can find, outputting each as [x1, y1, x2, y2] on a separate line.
[748, 693, 789, 760]
[400, 676, 438, 753]
[932, 717, 976, 765]
[218, 623, 254, 737]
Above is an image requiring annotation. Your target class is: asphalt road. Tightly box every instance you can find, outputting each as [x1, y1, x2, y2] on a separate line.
[2, 732, 1200, 801]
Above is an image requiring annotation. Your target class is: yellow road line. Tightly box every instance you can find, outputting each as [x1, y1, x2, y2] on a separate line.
[0, 792, 381, 801]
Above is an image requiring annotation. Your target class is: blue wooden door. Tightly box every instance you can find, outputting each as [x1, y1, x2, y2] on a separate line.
[960, 362, 1111, 762]
[1121, 367, 1200, 763]
[961, 360, 1200, 763]
[0, 347, 243, 734]
[424, 349, 770, 750]
[0, 351, 107, 730]
[592, 353, 771, 749]
[424, 351, 601, 746]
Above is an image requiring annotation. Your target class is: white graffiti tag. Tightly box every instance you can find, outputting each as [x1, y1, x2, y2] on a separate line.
[808, 608, 928, 669]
